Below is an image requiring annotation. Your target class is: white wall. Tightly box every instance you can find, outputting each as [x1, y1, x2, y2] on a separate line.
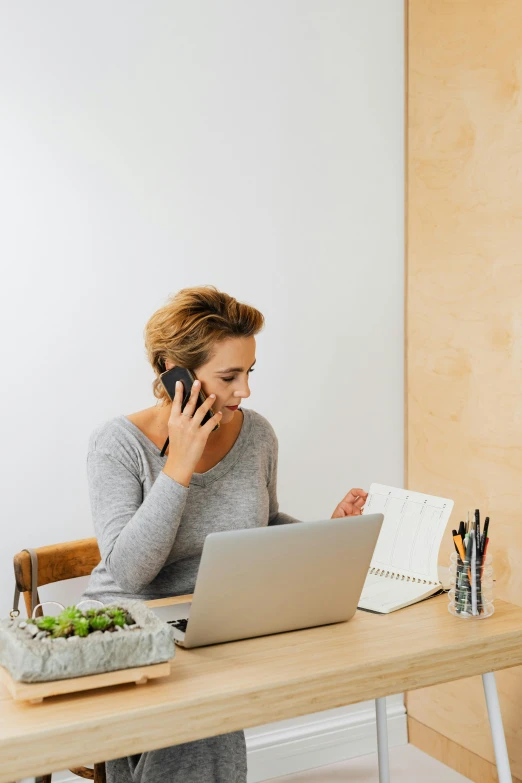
[0, 0, 404, 778]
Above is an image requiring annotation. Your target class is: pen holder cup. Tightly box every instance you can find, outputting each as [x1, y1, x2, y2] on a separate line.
[448, 551, 494, 619]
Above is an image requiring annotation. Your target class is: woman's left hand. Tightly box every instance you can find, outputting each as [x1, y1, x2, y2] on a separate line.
[331, 488, 368, 518]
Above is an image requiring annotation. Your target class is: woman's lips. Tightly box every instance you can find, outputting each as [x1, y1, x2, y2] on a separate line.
[226, 405, 239, 411]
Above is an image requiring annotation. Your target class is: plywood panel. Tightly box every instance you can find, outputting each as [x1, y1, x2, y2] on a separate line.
[408, 717, 522, 783]
[407, 0, 522, 778]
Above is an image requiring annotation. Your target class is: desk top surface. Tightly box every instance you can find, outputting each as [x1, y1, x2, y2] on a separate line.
[2, 595, 522, 782]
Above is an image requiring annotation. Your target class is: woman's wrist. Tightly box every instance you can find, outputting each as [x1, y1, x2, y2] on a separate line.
[162, 458, 193, 488]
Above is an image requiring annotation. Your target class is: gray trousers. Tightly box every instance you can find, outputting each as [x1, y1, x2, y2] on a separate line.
[106, 731, 247, 783]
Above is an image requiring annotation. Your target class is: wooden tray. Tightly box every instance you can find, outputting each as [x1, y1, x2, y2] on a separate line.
[0, 660, 172, 704]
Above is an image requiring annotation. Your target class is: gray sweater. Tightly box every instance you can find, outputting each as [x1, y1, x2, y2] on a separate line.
[82, 408, 299, 603]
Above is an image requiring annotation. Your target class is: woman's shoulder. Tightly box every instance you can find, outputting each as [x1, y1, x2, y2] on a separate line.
[87, 415, 145, 466]
[243, 408, 278, 449]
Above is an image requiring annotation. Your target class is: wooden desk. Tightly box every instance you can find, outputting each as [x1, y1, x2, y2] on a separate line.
[1, 596, 522, 783]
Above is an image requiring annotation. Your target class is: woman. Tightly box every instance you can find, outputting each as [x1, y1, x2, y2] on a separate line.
[82, 285, 367, 783]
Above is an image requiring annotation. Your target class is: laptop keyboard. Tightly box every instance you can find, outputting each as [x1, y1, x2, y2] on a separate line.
[168, 618, 188, 633]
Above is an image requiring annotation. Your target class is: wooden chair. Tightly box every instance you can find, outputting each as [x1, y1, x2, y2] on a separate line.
[12, 538, 106, 783]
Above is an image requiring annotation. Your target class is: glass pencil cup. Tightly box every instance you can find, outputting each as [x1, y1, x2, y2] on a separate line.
[448, 551, 494, 618]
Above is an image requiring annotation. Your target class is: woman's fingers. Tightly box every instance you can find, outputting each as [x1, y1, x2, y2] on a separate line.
[183, 379, 203, 416]
[192, 391, 217, 426]
[348, 488, 368, 500]
[331, 488, 369, 519]
[346, 488, 367, 507]
[172, 380, 183, 414]
[202, 408, 223, 433]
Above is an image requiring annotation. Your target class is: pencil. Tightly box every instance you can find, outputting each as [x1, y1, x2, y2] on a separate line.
[453, 532, 466, 562]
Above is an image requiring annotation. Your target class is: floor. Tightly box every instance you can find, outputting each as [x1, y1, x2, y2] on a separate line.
[268, 744, 472, 782]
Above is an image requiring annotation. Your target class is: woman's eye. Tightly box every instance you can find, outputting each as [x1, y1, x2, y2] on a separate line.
[222, 369, 255, 383]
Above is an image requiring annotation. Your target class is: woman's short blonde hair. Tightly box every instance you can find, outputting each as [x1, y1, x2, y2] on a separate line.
[144, 286, 264, 404]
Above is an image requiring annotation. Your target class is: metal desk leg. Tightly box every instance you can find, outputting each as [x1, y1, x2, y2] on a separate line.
[376, 697, 390, 783]
[482, 672, 512, 783]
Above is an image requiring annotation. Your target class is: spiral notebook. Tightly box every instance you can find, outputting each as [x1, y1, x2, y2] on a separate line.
[358, 484, 454, 614]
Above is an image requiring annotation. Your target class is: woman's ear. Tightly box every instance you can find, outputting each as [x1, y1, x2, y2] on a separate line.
[164, 361, 175, 371]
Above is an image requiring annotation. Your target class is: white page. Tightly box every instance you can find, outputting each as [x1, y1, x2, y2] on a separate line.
[358, 573, 439, 613]
[363, 483, 454, 583]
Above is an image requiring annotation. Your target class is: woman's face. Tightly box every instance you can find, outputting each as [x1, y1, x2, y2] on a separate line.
[166, 336, 256, 426]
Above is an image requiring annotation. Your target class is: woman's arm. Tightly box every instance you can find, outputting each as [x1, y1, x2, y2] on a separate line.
[87, 450, 189, 592]
[267, 436, 301, 526]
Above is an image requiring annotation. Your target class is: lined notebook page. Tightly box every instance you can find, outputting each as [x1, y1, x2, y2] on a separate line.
[359, 573, 440, 613]
[363, 484, 454, 583]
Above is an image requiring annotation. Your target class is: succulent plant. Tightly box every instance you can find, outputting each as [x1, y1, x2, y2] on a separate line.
[89, 614, 111, 631]
[52, 618, 74, 638]
[34, 615, 57, 631]
[72, 617, 90, 637]
[24, 605, 137, 639]
[111, 609, 126, 627]
[61, 606, 83, 621]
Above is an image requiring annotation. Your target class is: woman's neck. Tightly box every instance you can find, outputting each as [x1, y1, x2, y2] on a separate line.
[153, 404, 240, 447]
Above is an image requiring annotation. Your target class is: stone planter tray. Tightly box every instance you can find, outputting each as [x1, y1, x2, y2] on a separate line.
[0, 659, 172, 704]
[0, 600, 176, 702]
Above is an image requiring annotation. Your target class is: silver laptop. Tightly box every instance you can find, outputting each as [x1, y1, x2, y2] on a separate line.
[151, 513, 383, 648]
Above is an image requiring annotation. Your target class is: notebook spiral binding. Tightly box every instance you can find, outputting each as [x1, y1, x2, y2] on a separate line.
[368, 566, 436, 586]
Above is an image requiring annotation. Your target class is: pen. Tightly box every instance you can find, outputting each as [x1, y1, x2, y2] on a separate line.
[482, 517, 490, 555]
[481, 536, 490, 583]
[452, 538, 460, 556]
[458, 532, 473, 614]
[471, 530, 478, 616]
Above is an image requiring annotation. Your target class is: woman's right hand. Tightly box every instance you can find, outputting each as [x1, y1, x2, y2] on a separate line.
[162, 379, 222, 487]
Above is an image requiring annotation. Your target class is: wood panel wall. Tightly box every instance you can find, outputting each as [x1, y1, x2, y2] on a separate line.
[406, 1, 522, 780]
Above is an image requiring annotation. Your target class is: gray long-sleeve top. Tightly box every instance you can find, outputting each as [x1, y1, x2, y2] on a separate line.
[81, 408, 299, 603]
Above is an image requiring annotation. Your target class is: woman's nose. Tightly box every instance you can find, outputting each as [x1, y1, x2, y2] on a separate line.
[234, 381, 250, 399]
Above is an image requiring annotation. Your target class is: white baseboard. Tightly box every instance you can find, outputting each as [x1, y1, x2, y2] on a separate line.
[246, 695, 407, 782]
[22, 696, 407, 783]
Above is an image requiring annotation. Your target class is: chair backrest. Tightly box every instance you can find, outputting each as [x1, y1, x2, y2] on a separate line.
[13, 537, 101, 616]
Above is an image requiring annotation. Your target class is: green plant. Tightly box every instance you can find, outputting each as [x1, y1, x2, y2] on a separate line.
[61, 607, 83, 621]
[28, 606, 137, 639]
[89, 614, 111, 631]
[35, 615, 56, 631]
[111, 609, 126, 628]
[72, 617, 90, 637]
[51, 618, 74, 638]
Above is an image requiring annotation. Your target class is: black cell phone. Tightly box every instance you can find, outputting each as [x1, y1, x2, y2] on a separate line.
[158, 367, 219, 456]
